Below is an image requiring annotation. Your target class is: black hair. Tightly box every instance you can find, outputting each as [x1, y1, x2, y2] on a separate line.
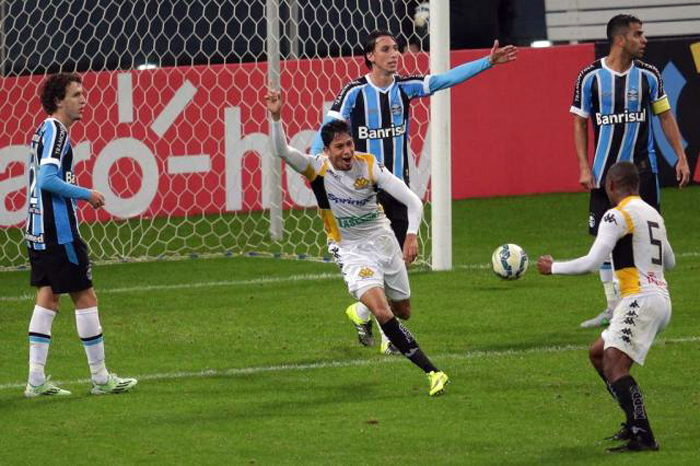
[606, 14, 642, 46]
[320, 119, 352, 148]
[607, 161, 640, 193]
[363, 30, 397, 69]
[40, 73, 82, 114]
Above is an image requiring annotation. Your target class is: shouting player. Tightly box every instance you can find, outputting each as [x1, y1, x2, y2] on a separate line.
[266, 88, 448, 397]
[311, 29, 517, 353]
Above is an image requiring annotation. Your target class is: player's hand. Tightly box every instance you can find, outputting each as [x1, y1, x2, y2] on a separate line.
[265, 88, 282, 121]
[488, 40, 517, 66]
[676, 156, 690, 187]
[536, 255, 553, 275]
[403, 233, 419, 265]
[88, 190, 105, 209]
[578, 167, 594, 190]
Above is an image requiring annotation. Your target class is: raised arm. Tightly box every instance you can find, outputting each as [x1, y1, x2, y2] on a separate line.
[265, 89, 315, 175]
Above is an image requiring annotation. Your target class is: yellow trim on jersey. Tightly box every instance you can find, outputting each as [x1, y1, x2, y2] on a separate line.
[319, 159, 330, 177]
[616, 267, 641, 297]
[354, 152, 375, 183]
[651, 95, 670, 115]
[617, 195, 639, 209]
[319, 209, 341, 243]
[616, 196, 639, 234]
[302, 163, 317, 181]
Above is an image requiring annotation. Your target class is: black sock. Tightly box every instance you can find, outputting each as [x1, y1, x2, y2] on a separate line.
[596, 371, 618, 401]
[380, 317, 438, 373]
[611, 375, 656, 444]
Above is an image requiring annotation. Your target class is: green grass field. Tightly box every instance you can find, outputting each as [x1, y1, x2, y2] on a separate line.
[1, 187, 698, 465]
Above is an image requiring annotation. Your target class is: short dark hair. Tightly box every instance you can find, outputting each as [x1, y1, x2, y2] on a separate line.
[606, 14, 642, 45]
[363, 30, 397, 69]
[40, 73, 82, 114]
[607, 161, 640, 193]
[320, 119, 352, 148]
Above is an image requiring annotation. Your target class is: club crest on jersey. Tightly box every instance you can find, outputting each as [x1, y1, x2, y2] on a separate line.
[358, 267, 375, 279]
[391, 103, 402, 116]
[353, 177, 369, 189]
[627, 89, 639, 102]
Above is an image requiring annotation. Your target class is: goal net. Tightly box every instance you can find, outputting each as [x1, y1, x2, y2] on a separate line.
[0, 0, 434, 270]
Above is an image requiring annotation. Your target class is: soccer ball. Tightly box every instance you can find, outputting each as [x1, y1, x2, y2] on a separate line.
[491, 244, 529, 280]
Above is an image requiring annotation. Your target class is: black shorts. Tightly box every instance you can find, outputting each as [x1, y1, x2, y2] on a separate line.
[588, 168, 660, 236]
[377, 190, 409, 248]
[28, 238, 93, 294]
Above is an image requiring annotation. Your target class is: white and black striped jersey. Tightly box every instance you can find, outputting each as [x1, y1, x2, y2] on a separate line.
[570, 58, 670, 188]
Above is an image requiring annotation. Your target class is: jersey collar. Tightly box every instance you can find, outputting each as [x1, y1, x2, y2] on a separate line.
[601, 57, 635, 77]
[365, 74, 395, 93]
[617, 195, 641, 208]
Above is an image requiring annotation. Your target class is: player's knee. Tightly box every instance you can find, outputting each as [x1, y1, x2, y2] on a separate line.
[390, 299, 411, 320]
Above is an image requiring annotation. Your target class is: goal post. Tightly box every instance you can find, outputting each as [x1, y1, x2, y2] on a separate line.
[0, 0, 450, 270]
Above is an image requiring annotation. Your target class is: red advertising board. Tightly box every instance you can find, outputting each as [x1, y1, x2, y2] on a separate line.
[0, 45, 595, 228]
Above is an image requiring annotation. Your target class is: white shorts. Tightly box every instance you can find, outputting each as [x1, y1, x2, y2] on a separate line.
[602, 292, 671, 365]
[329, 230, 410, 302]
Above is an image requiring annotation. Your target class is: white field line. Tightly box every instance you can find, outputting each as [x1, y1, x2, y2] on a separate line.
[1, 251, 697, 303]
[1, 336, 698, 391]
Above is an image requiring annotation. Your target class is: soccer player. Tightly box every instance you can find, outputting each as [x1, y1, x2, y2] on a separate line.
[265, 88, 449, 396]
[537, 162, 674, 452]
[23, 73, 137, 397]
[570, 14, 689, 328]
[310, 30, 517, 353]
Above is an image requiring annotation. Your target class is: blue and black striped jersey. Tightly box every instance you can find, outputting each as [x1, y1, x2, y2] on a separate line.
[571, 58, 670, 188]
[25, 118, 82, 250]
[327, 74, 431, 185]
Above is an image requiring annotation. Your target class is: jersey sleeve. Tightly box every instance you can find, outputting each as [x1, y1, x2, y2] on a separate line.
[570, 65, 595, 119]
[398, 73, 430, 99]
[427, 56, 492, 94]
[40, 120, 67, 166]
[329, 80, 362, 121]
[643, 63, 671, 115]
[374, 159, 423, 234]
[270, 119, 318, 180]
[551, 208, 625, 275]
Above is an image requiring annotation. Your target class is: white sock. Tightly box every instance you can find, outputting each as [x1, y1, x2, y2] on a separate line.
[28, 305, 57, 386]
[75, 307, 108, 384]
[355, 302, 371, 322]
[599, 261, 619, 311]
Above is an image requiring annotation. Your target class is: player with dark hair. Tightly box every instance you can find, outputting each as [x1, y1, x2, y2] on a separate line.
[24, 73, 137, 397]
[538, 162, 675, 452]
[311, 29, 517, 353]
[570, 14, 689, 328]
[266, 88, 449, 396]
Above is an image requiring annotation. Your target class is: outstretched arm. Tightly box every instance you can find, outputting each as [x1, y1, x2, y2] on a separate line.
[428, 40, 517, 93]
